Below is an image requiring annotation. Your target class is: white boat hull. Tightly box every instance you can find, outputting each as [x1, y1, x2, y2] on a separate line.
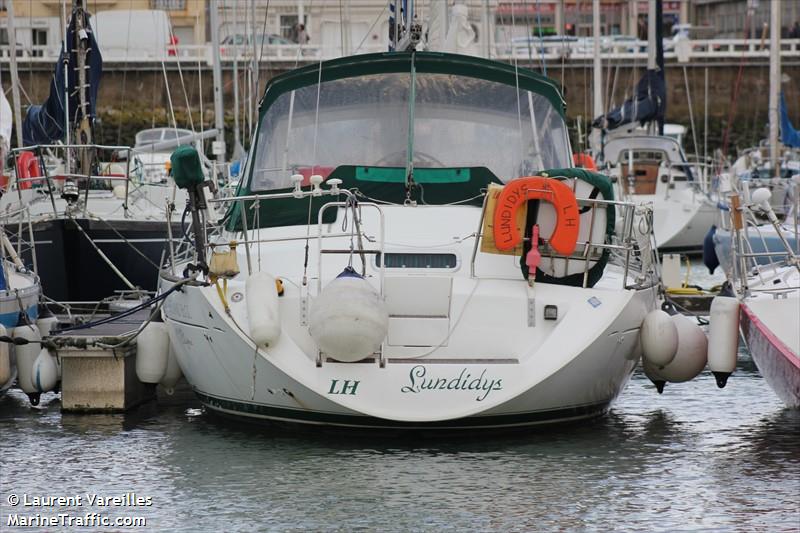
[161, 271, 655, 429]
[652, 193, 717, 252]
[741, 298, 800, 408]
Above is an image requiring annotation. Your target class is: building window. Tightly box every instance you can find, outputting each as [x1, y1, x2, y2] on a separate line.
[151, 0, 185, 10]
[32, 28, 47, 57]
[280, 14, 307, 42]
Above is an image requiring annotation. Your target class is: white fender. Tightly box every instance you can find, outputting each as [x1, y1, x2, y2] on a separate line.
[707, 296, 740, 388]
[36, 316, 59, 338]
[136, 322, 170, 384]
[0, 325, 10, 385]
[13, 325, 41, 394]
[654, 315, 708, 383]
[245, 272, 281, 347]
[159, 344, 183, 395]
[309, 270, 388, 363]
[32, 348, 58, 393]
[642, 358, 667, 393]
[640, 310, 679, 367]
[36, 316, 61, 379]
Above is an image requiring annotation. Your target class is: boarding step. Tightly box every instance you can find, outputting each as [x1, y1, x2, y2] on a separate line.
[384, 276, 453, 347]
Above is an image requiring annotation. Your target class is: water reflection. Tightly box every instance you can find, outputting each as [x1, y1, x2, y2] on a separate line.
[1, 353, 797, 531]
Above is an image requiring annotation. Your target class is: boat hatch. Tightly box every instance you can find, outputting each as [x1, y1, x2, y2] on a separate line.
[376, 253, 458, 269]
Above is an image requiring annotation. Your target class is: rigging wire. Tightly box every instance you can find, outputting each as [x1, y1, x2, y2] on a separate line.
[721, 8, 754, 157]
[339, 0, 345, 55]
[255, 0, 273, 103]
[510, 1, 526, 170]
[354, 4, 389, 54]
[301, 25, 327, 287]
[158, 43, 179, 131]
[170, 30, 196, 134]
[114, 0, 135, 146]
[682, 66, 700, 161]
[534, 0, 547, 76]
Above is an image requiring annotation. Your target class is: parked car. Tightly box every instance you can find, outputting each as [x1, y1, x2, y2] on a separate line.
[608, 35, 647, 53]
[509, 35, 577, 57]
[220, 33, 296, 57]
[664, 24, 718, 52]
[93, 10, 173, 59]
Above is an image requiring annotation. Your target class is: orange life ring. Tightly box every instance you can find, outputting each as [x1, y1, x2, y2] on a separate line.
[492, 176, 580, 255]
[15, 151, 41, 190]
[573, 152, 597, 170]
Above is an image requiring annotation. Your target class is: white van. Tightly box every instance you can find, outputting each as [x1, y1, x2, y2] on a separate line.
[91, 10, 173, 60]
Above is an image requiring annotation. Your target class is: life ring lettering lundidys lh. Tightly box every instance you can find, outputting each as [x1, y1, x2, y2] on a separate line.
[493, 176, 580, 255]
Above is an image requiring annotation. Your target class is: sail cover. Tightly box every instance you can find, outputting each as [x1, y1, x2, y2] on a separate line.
[780, 92, 800, 149]
[592, 70, 666, 131]
[593, 0, 666, 133]
[22, 9, 102, 146]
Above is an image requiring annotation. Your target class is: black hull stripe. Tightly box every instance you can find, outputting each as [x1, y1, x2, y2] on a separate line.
[195, 391, 611, 429]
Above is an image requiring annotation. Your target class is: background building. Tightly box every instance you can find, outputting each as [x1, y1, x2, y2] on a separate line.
[690, 0, 800, 39]
[0, 1, 797, 60]
[0, 0, 205, 57]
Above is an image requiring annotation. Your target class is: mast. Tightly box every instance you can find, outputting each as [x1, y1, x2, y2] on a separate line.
[63, 0, 71, 171]
[645, 0, 664, 135]
[482, 0, 490, 58]
[647, 0, 656, 71]
[209, 0, 225, 163]
[342, 0, 352, 56]
[298, 0, 305, 30]
[390, 0, 421, 52]
[74, 0, 93, 176]
[5, 0, 23, 148]
[592, 0, 603, 122]
[249, 0, 257, 137]
[768, 0, 781, 176]
[232, 3, 241, 155]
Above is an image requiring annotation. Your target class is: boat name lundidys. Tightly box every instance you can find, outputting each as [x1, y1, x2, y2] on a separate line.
[18, 493, 153, 507]
[496, 188, 524, 247]
[401, 365, 503, 401]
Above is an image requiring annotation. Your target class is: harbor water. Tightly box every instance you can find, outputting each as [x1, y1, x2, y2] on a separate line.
[1, 357, 798, 531]
[1, 262, 798, 532]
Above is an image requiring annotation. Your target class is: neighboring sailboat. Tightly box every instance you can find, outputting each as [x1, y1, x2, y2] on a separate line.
[0, 87, 42, 397]
[8, 1, 215, 303]
[709, 3, 800, 276]
[716, 186, 800, 408]
[728, 111, 800, 218]
[0, 232, 42, 398]
[707, 1, 800, 408]
[592, 0, 716, 253]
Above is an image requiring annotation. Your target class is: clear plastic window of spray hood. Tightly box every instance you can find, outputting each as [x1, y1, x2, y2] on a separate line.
[250, 72, 571, 191]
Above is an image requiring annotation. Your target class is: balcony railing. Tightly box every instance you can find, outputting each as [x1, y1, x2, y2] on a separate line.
[151, 0, 185, 10]
[1, 38, 798, 65]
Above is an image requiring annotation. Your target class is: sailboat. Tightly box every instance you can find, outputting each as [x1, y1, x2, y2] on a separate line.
[706, 2, 799, 408]
[151, 1, 716, 429]
[591, 0, 716, 253]
[728, 90, 800, 215]
[708, 3, 799, 278]
[714, 183, 799, 408]
[0, 84, 43, 397]
[4, 2, 222, 304]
